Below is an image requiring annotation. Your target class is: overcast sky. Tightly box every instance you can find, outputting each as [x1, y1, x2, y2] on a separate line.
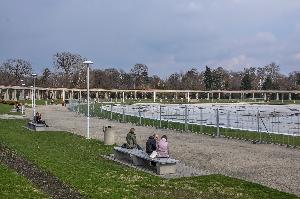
[1, 0, 300, 77]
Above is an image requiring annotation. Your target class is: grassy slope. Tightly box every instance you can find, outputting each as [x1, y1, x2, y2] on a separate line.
[0, 104, 13, 114]
[0, 119, 298, 199]
[0, 163, 47, 199]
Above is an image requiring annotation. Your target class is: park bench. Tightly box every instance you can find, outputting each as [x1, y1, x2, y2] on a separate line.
[113, 146, 178, 175]
[27, 122, 47, 131]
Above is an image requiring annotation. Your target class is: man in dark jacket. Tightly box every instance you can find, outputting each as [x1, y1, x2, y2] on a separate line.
[146, 134, 159, 155]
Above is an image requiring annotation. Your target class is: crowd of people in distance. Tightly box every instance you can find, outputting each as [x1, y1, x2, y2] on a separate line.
[122, 128, 170, 158]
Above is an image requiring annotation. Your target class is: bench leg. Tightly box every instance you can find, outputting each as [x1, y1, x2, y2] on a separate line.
[132, 156, 149, 166]
[156, 163, 176, 175]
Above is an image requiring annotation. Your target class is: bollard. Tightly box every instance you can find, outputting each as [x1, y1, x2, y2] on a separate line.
[103, 126, 115, 145]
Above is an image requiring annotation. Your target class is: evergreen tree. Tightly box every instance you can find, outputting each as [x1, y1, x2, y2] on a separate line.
[296, 73, 300, 86]
[262, 76, 273, 90]
[203, 66, 213, 90]
[240, 72, 252, 90]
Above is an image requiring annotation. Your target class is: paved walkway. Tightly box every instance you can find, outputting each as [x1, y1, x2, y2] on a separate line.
[27, 105, 300, 196]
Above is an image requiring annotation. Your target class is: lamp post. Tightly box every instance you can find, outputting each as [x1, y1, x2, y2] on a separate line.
[83, 60, 93, 139]
[20, 79, 25, 100]
[30, 86, 33, 109]
[32, 73, 37, 121]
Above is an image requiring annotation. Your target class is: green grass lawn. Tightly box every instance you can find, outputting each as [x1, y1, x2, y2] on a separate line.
[0, 163, 47, 199]
[0, 119, 298, 199]
[0, 103, 24, 116]
[0, 104, 13, 114]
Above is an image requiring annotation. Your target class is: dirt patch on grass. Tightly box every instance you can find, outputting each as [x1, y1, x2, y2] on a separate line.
[0, 144, 85, 199]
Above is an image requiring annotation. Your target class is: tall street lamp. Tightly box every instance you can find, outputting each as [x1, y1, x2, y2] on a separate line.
[32, 73, 37, 121]
[30, 86, 33, 110]
[83, 60, 93, 139]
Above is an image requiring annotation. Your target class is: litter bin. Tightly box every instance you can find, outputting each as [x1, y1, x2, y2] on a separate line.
[103, 126, 115, 145]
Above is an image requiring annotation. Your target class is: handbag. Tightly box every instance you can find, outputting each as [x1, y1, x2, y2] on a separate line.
[149, 151, 158, 158]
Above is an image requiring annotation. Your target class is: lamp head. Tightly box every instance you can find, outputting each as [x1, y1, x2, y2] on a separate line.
[83, 61, 93, 64]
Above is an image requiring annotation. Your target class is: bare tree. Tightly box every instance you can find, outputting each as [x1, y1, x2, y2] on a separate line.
[53, 52, 86, 88]
[149, 75, 165, 89]
[1, 58, 32, 85]
[181, 68, 201, 90]
[166, 73, 182, 90]
[212, 67, 228, 90]
[130, 64, 149, 89]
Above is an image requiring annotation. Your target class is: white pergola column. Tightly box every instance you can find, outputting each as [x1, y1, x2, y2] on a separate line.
[95, 91, 98, 100]
[37, 90, 41, 100]
[62, 89, 65, 101]
[13, 89, 17, 100]
[5, 89, 9, 100]
[20, 89, 25, 100]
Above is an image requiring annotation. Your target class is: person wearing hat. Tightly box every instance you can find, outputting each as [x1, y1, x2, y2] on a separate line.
[125, 128, 142, 150]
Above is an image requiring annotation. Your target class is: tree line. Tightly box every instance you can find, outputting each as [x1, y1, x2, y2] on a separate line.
[1, 52, 300, 90]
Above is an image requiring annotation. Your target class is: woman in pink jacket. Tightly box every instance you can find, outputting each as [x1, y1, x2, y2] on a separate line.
[157, 135, 169, 157]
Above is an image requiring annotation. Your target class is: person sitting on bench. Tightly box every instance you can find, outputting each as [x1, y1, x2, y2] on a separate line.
[146, 134, 159, 155]
[157, 135, 169, 158]
[16, 103, 22, 112]
[123, 128, 142, 150]
[35, 112, 49, 127]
